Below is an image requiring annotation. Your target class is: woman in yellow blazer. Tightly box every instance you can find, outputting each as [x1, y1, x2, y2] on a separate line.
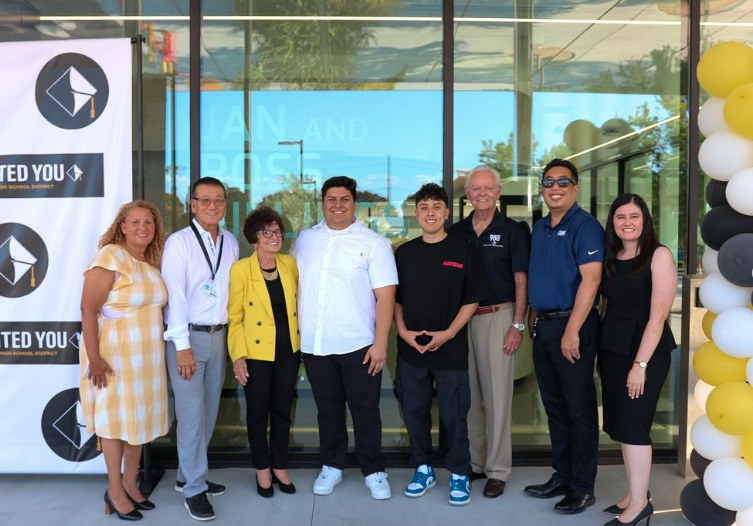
[228, 206, 301, 498]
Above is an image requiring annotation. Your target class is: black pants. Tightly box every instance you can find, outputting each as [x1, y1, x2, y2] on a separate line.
[397, 357, 472, 475]
[302, 346, 385, 476]
[243, 348, 301, 470]
[532, 309, 599, 494]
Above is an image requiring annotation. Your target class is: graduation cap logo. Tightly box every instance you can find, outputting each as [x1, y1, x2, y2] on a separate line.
[41, 388, 101, 462]
[35, 53, 109, 130]
[66, 164, 83, 182]
[46, 67, 98, 118]
[0, 223, 49, 299]
[0, 235, 37, 286]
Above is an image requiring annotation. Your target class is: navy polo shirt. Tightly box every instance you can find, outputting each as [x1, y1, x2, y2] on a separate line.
[529, 202, 605, 313]
[449, 210, 528, 306]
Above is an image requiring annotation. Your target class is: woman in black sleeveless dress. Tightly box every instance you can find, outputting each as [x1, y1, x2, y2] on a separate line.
[599, 194, 677, 526]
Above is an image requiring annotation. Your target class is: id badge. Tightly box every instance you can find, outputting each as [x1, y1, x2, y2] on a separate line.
[202, 279, 218, 298]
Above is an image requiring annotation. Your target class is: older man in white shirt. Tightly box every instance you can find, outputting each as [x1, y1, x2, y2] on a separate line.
[162, 177, 239, 521]
[292, 176, 398, 500]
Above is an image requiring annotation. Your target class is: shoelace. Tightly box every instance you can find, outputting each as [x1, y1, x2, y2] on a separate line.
[449, 477, 468, 492]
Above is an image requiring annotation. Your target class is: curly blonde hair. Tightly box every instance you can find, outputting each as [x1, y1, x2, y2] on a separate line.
[98, 200, 167, 268]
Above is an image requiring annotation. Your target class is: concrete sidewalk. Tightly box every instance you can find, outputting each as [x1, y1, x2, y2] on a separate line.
[0, 465, 689, 526]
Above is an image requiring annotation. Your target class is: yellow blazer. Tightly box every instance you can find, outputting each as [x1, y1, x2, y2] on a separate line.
[227, 252, 300, 362]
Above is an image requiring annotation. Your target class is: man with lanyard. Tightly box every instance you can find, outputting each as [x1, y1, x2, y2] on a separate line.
[163, 177, 239, 521]
[448, 165, 528, 499]
[523, 158, 604, 515]
[394, 183, 484, 506]
[292, 176, 398, 500]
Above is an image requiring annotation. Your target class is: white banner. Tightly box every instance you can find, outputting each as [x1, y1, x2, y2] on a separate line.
[0, 38, 133, 473]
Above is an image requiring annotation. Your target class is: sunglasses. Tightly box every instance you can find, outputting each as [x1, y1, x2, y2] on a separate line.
[541, 177, 577, 188]
[258, 229, 284, 238]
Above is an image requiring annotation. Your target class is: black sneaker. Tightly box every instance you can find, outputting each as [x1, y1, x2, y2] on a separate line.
[175, 480, 226, 496]
[184, 492, 215, 521]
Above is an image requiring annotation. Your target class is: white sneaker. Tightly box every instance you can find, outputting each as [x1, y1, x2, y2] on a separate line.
[313, 465, 342, 495]
[365, 472, 392, 500]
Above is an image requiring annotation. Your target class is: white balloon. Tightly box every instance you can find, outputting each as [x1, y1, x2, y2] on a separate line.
[694, 379, 714, 413]
[699, 272, 753, 314]
[727, 168, 753, 216]
[699, 97, 730, 137]
[691, 415, 743, 459]
[738, 505, 753, 526]
[712, 307, 753, 358]
[704, 457, 753, 511]
[702, 247, 719, 274]
[698, 131, 753, 181]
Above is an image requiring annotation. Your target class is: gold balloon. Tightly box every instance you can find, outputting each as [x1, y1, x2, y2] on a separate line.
[744, 432, 753, 471]
[707, 382, 753, 435]
[702, 311, 718, 340]
[693, 340, 749, 385]
[724, 83, 753, 139]
[698, 42, 753, 98]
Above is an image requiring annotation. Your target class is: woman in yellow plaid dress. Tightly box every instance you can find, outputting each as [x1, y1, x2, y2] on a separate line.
[80, 200, 169, 521]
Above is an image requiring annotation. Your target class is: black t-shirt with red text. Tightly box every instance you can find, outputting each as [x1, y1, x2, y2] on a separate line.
[395, 235, 486, 370]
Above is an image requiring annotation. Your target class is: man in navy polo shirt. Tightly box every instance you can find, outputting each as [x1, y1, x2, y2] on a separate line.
[523, 158, 604, 515]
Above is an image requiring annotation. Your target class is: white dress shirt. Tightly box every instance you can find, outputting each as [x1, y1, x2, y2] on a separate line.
[291, 219, 398, 356]
[162, 219, 239, 351]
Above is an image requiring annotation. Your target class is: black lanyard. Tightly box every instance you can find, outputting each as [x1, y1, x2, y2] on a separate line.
[190, 221, 224, 281]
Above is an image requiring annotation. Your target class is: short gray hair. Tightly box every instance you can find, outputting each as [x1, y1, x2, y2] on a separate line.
[465, 165, 502, 190]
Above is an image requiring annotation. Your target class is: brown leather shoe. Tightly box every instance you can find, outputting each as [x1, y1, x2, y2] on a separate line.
[483, 478, 506, 498]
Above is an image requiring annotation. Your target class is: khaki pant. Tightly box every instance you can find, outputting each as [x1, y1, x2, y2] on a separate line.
[467, 303, 516, 480]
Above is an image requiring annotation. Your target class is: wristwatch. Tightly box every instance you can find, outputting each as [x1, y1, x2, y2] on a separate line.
[512, 322, 525, 332]
[634, 360, 647, 369]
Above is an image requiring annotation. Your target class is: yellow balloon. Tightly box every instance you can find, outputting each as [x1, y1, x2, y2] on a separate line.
[698, 42, 753, 98]
[707, 382, 753, 435]
[702, 311, 717, 340]
[693, 340, 749, 385]
[744, 432, 753, 471]
[724, 83, 753, 139]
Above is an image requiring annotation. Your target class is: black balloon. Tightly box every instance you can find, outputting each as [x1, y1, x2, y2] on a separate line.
[690, 449, 712, 479]
[706, 180, 729, 208]
[700, 205, 753, 251]
[680, 479, 736, 526]
[718, 233, 753, 287]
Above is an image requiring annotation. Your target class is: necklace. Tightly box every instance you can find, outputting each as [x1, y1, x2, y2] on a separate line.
[260, 266, 278, 280]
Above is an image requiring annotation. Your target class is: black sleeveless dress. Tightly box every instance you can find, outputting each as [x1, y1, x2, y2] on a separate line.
[599, 249, 676, 445]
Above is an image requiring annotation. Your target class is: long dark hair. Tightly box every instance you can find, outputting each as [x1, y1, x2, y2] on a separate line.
[604, 194, 659, 278]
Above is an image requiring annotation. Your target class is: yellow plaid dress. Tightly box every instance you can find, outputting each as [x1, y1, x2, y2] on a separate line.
[79, 244, 169, 445]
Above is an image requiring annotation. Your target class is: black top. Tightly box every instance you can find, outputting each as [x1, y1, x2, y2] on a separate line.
[448, 210, 529, 306]
[395, 235, 486, 370]
[600, 249, 676, 357]
[263, 273, 294, 354]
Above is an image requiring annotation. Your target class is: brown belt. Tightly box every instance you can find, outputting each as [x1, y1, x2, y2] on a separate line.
[474, 303, 512, 316]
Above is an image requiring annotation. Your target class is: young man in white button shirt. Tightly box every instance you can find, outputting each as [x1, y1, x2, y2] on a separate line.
[162, 177, 239, 521]
[292, 176, 398, 500]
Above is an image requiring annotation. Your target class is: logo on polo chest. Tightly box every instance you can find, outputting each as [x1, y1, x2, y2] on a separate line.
[557, 230, 567, 236]
[443, 261, 464, 269]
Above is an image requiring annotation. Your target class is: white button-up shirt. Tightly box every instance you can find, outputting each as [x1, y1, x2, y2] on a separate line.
[292, 219, 398, 356]
[162, 219, 239, 351]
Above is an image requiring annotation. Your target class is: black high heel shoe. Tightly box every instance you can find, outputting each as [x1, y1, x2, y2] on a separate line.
[126, 493, 156, 511]
[104, 491, 143, 521]
[256, 472, 274, 498]
[604, 501, 653, 526]
[603, 491, 652, 516]
[272, 471, 297, 494]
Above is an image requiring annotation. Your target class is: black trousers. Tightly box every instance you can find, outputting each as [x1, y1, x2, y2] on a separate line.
[242, 348, 301, 470]
[397, 357, 472, 475]
[302, 346, 385, 476]
[532, 309, 599, 494]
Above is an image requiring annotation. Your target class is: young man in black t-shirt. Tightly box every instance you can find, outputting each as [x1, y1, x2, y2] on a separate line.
[394, 183, 485, 506]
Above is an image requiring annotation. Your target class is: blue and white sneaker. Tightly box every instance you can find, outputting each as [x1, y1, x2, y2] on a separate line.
[449, 474, 471, 506]
[404, 465, 436, 498]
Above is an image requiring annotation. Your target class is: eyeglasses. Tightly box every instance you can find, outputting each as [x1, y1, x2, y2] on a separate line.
[191, 197, 226, 207]
[541, 177, 577, 188]
[258, 229, 284, 238]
